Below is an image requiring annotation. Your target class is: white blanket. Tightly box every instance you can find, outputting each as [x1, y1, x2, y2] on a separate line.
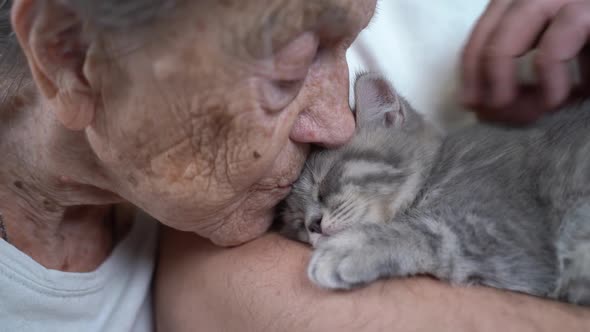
[348, 0, 489, 131]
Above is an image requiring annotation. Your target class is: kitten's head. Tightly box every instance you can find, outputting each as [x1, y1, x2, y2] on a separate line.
[280, 73, 442, 246]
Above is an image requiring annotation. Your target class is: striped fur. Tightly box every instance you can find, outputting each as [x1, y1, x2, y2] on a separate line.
[279, 73, 590, 306]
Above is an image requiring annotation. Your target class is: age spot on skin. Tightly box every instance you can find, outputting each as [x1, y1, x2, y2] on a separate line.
[253, 151, 261, 159]
[127, 174, 139, 187]
[13, 181, 23, 189]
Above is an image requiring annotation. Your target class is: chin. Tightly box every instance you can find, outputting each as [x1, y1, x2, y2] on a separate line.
[208, 203, 276, 247]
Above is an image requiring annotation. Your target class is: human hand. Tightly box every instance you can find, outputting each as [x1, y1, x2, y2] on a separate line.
[461, 0, 590, 124]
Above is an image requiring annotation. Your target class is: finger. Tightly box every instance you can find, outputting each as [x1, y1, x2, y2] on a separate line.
[535, 1, 590, 108]
[476, 84, 546, 125]
[461, 0, 514, 106]
[534, 57, 572, 111]
[481, 55, 517, 109]
[482, 0, 567, 108]
[476, 109, 543, 126]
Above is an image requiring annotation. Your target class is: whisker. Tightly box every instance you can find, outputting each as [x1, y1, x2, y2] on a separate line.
[338, 201, 357, 219]
[331, 202, 345, 217]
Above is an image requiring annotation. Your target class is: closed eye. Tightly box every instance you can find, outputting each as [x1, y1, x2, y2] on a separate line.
[259, 32, 319, 112]
[317, 192, 325, 204]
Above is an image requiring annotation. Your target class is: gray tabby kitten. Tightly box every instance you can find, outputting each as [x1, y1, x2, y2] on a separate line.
[279, 73, 590, 305]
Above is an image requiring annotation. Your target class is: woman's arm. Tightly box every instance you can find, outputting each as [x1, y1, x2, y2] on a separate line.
[155, 228, 590, 332]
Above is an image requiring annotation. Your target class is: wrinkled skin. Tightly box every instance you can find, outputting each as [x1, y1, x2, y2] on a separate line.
[2, 0, 376, 258]
[86, 0, 376, 246]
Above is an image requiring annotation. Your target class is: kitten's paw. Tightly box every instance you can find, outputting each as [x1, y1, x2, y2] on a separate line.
[307, 229, 387, 290]
[555, 279, 590, 306]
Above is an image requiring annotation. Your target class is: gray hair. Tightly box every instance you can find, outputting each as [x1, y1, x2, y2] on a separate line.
[0, 0, 26, 104]
[0, 0, 176, 105]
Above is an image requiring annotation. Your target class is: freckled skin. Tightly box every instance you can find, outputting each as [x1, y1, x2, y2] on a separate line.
[82, 0, 376, 245]
[0, 0, 375, 274]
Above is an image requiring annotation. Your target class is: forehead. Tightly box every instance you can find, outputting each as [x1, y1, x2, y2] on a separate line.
[203, 0, 376, 57]
[313, 148, 404, 197]
[257, 0, 374, 36]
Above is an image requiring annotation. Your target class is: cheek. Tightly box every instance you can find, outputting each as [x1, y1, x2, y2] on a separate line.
[362, 199, 390, 225]
[90, 41, 309, 239]
[207, 77, 305, 187]
[96, 92, 306, 238]
[205, 191, 279, 246]
[201, 141, 307, 245]
[221, 111, 284, 187]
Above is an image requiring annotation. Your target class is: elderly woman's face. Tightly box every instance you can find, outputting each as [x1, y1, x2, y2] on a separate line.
[88, 0, 376, 245]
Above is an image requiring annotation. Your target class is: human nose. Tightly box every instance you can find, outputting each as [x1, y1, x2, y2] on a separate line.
[289, 60, 355, 148]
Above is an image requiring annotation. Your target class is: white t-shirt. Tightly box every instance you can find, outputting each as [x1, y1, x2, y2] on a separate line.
[0, 213, 158, 332]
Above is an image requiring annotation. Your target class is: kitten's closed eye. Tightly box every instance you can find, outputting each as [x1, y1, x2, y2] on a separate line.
[308, 215, 323, 234]
[281, 73, 432, 246]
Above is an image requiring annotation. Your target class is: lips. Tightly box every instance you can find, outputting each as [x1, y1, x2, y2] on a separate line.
[277, 182, 294, 189]
[254, 181, 293, 192]
[256, 172, 300, 191]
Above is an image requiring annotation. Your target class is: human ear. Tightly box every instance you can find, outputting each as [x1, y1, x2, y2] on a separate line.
[12, 0, 96, 130]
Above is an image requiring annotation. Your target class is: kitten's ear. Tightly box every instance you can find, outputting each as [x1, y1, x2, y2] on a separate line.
[354, 73, 406, 129]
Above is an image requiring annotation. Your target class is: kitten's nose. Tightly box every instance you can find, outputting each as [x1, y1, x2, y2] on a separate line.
[308, 217, 323, 234]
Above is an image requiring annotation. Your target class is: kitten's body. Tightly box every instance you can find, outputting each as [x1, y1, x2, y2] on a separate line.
[280, 73, 590, 305]
[408, 105, 590, 299]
